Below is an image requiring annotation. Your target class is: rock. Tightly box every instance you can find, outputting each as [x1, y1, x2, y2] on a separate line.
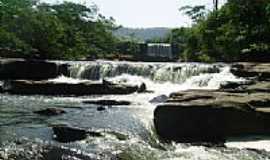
[154, 90, 270, 143]
[33, 108, 66, 116]
[97, 106, 106, 111]
[0, 83, 3, 93]
[149, 95, 169, 103]
[0, 59, 69, 80]
[137, 82, 147, 93]
[83, 100, 131, 106]
[3, 80, 138, 95]
[52, 125, 102, 143]
[220, 80, 255, 90]
[231, 63, 270, 81]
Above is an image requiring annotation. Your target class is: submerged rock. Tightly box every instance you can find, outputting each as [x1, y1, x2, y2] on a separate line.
[83, 100, 131, 106]
[0, 59, 69, 80]
[34, 108, 66, 116]
[3, 80, 138, 95]
[52, 125, 102, 143]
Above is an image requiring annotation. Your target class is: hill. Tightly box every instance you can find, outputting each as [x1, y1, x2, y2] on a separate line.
[113, 27, 171, 42]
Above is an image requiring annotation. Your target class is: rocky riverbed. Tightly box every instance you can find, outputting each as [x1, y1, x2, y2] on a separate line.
[1, 59, 270, 160]
[154, 63, 270, 143]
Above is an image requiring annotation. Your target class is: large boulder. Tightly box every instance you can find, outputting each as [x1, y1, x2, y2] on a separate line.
[0, 59, 69, 80]
[154, 90, 270, 143]
[2, 80, 139, 95]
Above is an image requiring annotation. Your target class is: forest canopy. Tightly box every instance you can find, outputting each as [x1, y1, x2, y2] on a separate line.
[170, 0, 270, 62]
[0, 0, 119, 59]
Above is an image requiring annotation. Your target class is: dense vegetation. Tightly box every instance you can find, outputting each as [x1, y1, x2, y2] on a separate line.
[170, 0, 270, 62]
[0, 0, 120, 59]
[1, 0, 269, 62]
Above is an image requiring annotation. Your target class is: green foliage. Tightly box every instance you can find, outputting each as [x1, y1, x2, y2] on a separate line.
[173, 0, 270, 62]
[179, 5, 207, 23]
[0, 0, 119, 59]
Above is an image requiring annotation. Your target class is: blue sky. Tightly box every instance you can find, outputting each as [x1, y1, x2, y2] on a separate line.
[45, 0, 227, 28]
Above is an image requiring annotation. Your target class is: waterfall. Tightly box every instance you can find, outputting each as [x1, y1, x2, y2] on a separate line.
[68, 61, 222, 84]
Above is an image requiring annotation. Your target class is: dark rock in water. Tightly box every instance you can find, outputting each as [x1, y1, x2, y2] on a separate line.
[149, 95, 168, 103]
[34, 108, 66, 116]
[154, 90, 270, 143]
[52, 125, 102, 143]
[0, 84, 3, 93]
[102, 79, 114, 86]
[0, 59, 69, 80]
[137, 82, 147, 93]
[3, 80, 138, 95]
[231, 63, 270, 81]
[220, 81, 254, 90]
[83, 100, 131, 106]
[97, 106, 106, 111]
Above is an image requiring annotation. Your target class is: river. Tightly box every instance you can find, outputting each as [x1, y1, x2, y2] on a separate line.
[0, 61, 270, 160]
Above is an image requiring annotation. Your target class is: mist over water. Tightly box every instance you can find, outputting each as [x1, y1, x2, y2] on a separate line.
[0, 61, 268, 160]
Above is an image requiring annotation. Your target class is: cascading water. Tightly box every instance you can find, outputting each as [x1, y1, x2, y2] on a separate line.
[68, 60, 221, 83]
[0, 61, 268, 160]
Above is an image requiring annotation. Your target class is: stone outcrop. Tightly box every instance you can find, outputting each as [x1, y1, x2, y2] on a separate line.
[2, 80, 139, 95]
[52, 125, 102, 143]
[34, 108, 66, 116]
[0, 59, 69, 80]
[83, 100, 131, 106]
[154, 62, 270, 143]
[231, 63, 270, 81]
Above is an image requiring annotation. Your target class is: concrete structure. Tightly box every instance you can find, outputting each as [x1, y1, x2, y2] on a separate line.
[146, 43, 173, 59]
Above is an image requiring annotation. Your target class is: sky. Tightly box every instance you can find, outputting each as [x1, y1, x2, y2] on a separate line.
[45, 0, 227, 28]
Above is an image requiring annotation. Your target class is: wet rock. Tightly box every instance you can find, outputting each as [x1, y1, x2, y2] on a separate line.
[52, 125, 102, 143]
[0, 84, 3, 93]
[83, 100, 131, 106]
[34, 108, 66, 116]
[3, 80, 138, 95]
[0, 59, 69, 80]
[97, 106, 106, 111]
[137, 82, 147, 93]
[154, 90, 270, 143]
[220, 80, 255, 90]
[149, 95, 169, 103]
[231, 63, 270, 81]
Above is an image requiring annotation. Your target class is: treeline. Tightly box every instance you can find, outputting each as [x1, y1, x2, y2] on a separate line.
[0, 0, 120, 59]
[169, 0, 270, 62]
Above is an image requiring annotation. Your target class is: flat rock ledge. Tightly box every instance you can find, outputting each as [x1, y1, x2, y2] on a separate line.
[154, 62, 270, 143]
[2, 80, 139, 95]
[0, 58, 69, 80]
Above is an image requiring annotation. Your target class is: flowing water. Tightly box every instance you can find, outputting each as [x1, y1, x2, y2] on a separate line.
[0, 61, 269, 160]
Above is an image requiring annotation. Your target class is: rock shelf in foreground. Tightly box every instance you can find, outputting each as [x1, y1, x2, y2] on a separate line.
[154, 63, 270, 143]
